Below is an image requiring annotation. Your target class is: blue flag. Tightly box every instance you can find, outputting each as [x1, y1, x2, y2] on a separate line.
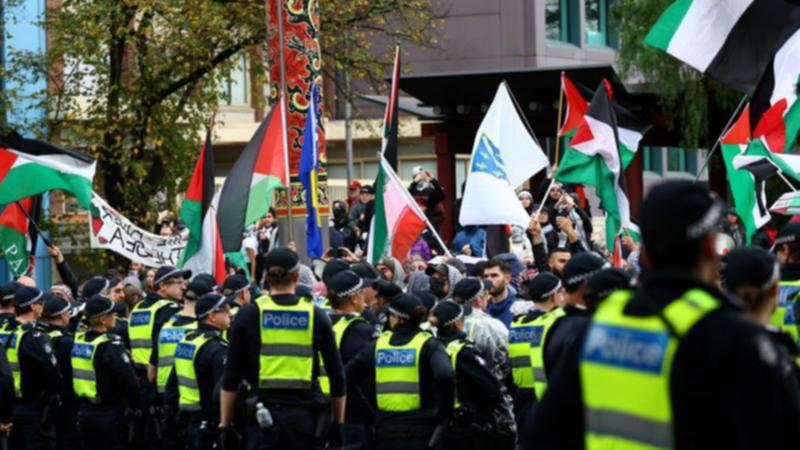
[299, 84, 323, 258]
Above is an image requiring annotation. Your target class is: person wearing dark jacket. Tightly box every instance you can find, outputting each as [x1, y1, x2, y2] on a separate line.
[38, 294, 79, 450]
[771, 222, 800, 343]
[0, 336, 12, 439]
[408, 168, 446, 231]
[430, 301, 510, 450]
[6, 286, 63, 450]
[73, 295, 141, 450]
[524, 180, 800, 450]
[219, 248, 346, 450]
[482, 259, 516, 329]
[326, 270, 380, 449]
[346, 293, 454, 450]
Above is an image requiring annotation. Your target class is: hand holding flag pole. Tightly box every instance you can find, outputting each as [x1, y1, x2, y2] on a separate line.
[14, 200, 51, 247]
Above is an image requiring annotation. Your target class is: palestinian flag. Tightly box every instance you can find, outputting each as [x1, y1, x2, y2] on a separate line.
[0, 198, 34, 276]
[555, 84, 632, 251]
[368, 156, 428, 265]
[0, 132, 95, 208]
[381, 45, 401, 170]
[217, 97, 289, 258]
[178, 128, 226, 285]
[771, 191, 800, 215]
[558, 74, 649, 169]
[752, 76, 800, 154]
[645, 0, 800, 94]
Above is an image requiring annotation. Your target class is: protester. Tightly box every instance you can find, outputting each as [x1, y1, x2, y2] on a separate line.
[408, 167, 446, 231]
[426, 263, 463, 301]
[453, 225, 486, 257]
[375, 256, 406, 289]
[347, 180, 362, 209]
[482, 259, 517, 328]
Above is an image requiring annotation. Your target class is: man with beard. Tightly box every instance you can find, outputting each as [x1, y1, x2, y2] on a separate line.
[482, 260, 516, 329]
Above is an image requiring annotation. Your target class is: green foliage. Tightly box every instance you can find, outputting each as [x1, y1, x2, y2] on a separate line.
[611, 0, 741, 148]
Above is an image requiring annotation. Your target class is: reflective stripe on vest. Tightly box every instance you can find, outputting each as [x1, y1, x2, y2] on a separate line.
[156, 317, 197, 393]
[72, 332, 112, 402]
[530, 308, 566, 398]
[770, 281, 800, 343]
[320, 315, 366, 396]
[5, 325, 25, 398]
[174, 332, 217, 412]
[129, 299, 174, 366]
[508, 316, 536, 390]
[464, 316, 477, 340]
[374, 331, 431, 412]
[445, 339, 467, 408]
[256, 295, 315, 390]
[580, 289, 719, 450]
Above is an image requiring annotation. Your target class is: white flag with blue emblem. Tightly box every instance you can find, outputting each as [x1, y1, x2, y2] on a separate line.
[459, 83, 549, 228]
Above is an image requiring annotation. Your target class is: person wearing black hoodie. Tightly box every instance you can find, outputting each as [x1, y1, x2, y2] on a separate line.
[431, 300, 510, 450]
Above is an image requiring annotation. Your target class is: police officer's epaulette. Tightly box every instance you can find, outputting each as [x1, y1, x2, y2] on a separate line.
[108, 333, 124, 344]
[20, 321, 36, 332]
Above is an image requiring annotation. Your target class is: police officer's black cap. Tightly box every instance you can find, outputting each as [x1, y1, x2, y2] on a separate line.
[263, 248, 300, 273]
[452, 278, 484, 304]
[388, 293, 422, 319]
[563, 252, 609, 290]
[184, 279, 213, 301]
[322, 259, 350, 285]
[722, 247, 779, 292]
[1, 281, 20, 305]
[85, 294, 115, 319]
[431, 300, 464, 327]
[193, 273, 219, 291]
[221, 274, 249, 298]
[43, 293, 72, 318]
[585, 269, 633, 305]
[329, 270, 363, 298]
[196, 293, 229, 319]
[525, 272, 562, 301]
[774, 222, 800, 249]
[350, 262, 380, 287]
[154, 265, 191, 286]
[375, 279, 403, 300]
[14, 286, 43, 308]
[641, 180, 723, 249]
[412, 290, 437, 314]
[81, 276, 110, 299]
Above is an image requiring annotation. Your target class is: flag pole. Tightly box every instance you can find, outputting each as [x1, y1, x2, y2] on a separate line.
[531, 73, 567, 220]
[14, 200, 51, 247]
[695, 94, 749, 182]
[275, 0, 295, 243]
[776, 171, 798, 192]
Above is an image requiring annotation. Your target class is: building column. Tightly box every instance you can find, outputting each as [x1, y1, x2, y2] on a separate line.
[423, 123, 457, 244]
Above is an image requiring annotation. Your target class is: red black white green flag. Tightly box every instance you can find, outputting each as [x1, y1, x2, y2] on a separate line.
[381, 45, 401, 170]
[178, 128, 226, 285]
[0, 197, 35, 277]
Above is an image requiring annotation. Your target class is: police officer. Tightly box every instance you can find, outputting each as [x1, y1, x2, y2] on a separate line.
[325, 270, 380, 449]
[429, 300, 507, 450]
[0, 337, 12, 441]
[150, 278, 209, 448]
[771, 222, 800, 342]
[527, 180, 800, 449]
[507, 272, 563, 429]
[0, 281, 18, 331]
[81, 277, 130, 349]
[128, 266, 187, 447]
[522, 272, 563, 319]
[73, 294, 141, 450]
[350, 262, 383, 328]
[219, 248, 346, 449]
[194, 273, 220, 294]
[222, 274, 250, 316]
[5, 286, 62, 450]
[168, 293, 230, 450]
[38, 294, 79, 450]
[346, 293, 455, 450]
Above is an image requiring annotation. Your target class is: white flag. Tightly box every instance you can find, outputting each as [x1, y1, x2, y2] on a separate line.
[459, 83, 549, 227]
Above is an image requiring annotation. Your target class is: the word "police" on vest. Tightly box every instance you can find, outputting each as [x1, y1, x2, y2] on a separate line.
[174, 343, 196, 360]
[583, 324, 668, 374]
[72, 343, 94, 359]
[160, 329, 189, 343]
[376, 349, 416, 367]
[509, 326, 544, 345]
[262, 311, 310, 330]
[130, 311, 152, 326]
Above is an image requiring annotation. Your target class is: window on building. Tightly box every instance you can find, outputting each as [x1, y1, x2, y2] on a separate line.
[585, 0, 608, 46]
[546, 0, 576, 44]
[643, 146, 663, 175]
[667, 147, 685, 172]
[220, 53, 249, 106]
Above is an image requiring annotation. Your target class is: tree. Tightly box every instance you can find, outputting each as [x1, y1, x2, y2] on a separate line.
[611, 0, 742, 149]
[1, 0, 441, 226]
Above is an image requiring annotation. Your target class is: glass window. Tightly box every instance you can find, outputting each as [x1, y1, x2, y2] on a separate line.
[585, 0, 608, 46]
[667, 147, 685, 172]
[546, 0, 569, 42]
[684, 149, 698, 175]
[363, 161, 379, 180]
[643, 146, 663, 175]
[327, 163, 347, 180]
[220, 53, 248, 106]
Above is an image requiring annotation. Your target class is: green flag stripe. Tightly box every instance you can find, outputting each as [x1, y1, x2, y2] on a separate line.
[721, 144, 757, 244]
[644, 0, 694, 50]
[0, 163, 93, 208]
[177, 199, 202, 268]
[245, 175, 283, 227]
[0, 224, 28, 276]
[369, 166, 389, 265]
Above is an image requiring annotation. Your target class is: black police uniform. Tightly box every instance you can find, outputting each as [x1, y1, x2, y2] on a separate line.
[37, 322, 79, 450]
[165, 323, 227, 450]
[6, 320, 62, 450]
[329, 312, 379, 448]
[436, 328, 506, 450]
[0, 311, 13, 329]
[521, 275, 800, 450]
[0, 336, 13, 433]
[346, 323, 455, 450]
[222, 293, 345, 449]
[111, 315, 131, 350]
[76, 331, 141, 450]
